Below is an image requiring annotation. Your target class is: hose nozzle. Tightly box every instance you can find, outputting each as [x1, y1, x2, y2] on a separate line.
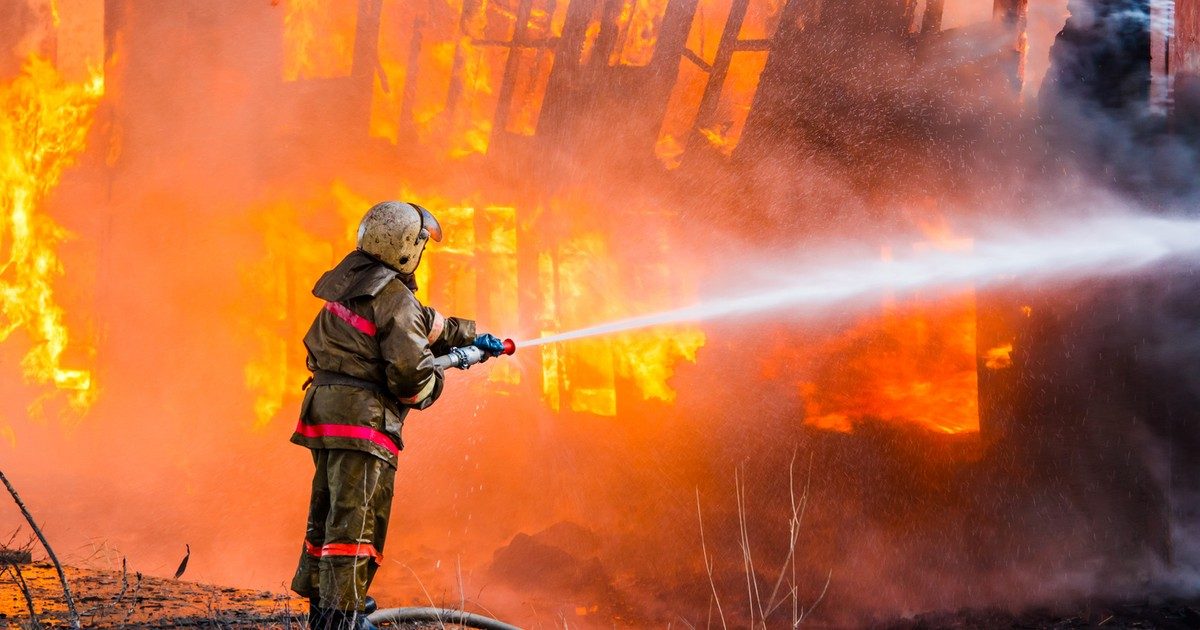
[433, 338, 517, 371]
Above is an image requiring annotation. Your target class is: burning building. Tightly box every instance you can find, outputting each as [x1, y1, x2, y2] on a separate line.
[1, 0, 1198, 627]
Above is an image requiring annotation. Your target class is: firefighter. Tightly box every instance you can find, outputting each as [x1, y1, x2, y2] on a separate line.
[289, 201, 506, 630]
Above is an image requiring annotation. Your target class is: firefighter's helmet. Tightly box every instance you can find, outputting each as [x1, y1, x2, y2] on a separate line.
[356, 201, 442, 275]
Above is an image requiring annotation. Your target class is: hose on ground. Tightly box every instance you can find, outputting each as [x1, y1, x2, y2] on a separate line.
[367, 606, 523, 630]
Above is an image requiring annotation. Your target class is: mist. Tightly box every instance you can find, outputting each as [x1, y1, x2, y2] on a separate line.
[1, 1, 1198, 628]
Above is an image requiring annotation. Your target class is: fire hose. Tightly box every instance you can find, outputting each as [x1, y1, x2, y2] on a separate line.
[367, 607, 523, 630]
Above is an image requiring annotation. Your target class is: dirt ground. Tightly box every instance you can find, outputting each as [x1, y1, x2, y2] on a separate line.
[4, 560, 1199, 629]
[0, 561, 302, 629]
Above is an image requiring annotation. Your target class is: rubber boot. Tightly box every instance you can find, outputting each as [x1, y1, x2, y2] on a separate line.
[363, 596, 377, 615]
[306, 599, 327, 630]
[323, 609, 379, 630]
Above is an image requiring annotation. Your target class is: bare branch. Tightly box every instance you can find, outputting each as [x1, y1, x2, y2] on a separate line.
[4, 561, 42, 629]
[121, 570, 144, 626]
[798, 569, 832, 626]
[694, 488, 727, 630]
[0, 469, 80, 629]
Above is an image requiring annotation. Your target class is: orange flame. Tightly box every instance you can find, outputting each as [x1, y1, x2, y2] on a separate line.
[0, 55, 103, 414]
[245, 185, 704, 423]
[282, 0, 356, 81]
[983, 343, 1014, 370]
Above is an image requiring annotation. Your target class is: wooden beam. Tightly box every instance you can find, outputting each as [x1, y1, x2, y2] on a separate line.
[537, 0, 599, 138]
[490, 0, 535, 147]
[351, 0, 384, 82]
[922, 0, 945, 35]
[687, 0, 751, 148]
[681, 47, 712, 72]
[398, 17, 423, 140]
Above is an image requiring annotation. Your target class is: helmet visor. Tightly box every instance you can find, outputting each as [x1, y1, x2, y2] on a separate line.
[416, 205, 443, 242]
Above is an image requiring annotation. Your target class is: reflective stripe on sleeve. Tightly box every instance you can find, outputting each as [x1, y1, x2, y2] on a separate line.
[398, 377, 437, 405]
[294, 420, 399, 456]
[324, 302, 377, 336]
[428, 311, 445, 343]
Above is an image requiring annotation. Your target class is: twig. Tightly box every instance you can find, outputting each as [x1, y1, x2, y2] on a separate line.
[799, 569, 832, 625]
[121, 570, 144, 626]
[457, 555, 466, 614]
[694, 488, 727, 630]
[0, 469, 80, 629]
[764, 453, 815, 623]
[734, 467, 765, 627]
[5, 561, 42, 629]
[280, 585, 295, 630]
[402, 564, 447, 630]
[113, 557, 130, 608]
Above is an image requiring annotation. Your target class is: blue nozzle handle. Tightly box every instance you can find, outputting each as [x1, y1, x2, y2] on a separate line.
[473, 334, 506, 357]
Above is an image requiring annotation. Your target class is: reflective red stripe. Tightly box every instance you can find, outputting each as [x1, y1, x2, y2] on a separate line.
[324, 302, 376, 336]
[294, 420, 399, 456]
[305, 539, 382, 561]
[320, 543, 382, 560]
[399, 378, 435, 405]
[427, 311, 445, 343]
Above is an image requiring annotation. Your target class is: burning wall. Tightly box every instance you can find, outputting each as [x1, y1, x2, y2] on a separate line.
[1, 0, 1198, 628]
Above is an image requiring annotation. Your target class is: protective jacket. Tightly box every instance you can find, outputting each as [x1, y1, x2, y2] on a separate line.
[290, 250, 476, 466]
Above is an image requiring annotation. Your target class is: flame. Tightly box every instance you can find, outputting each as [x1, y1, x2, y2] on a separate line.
[616, 0, 671, 67]
[0, 55, 103, 414]
[801, 298, 980, 435]
[268, 1, 1006, 432]
[537, 232, 704, 415]
[799, 214, 982, 435]
[282, 0, 356, 81]
[652, 1, 777, 165]
[242, 201, 336, 428]
[699, 124, 736, 155]
[246, 185, 704, 421]
[983, 343, 1013, 370]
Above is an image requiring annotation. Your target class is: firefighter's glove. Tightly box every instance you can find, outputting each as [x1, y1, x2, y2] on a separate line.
[473, 334, 506, 361]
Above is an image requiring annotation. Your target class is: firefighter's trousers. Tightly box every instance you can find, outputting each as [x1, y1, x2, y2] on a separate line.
[291, 448, 394, 611]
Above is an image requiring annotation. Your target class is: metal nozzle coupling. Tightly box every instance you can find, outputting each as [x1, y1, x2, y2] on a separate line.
[433, 339, 517, 371]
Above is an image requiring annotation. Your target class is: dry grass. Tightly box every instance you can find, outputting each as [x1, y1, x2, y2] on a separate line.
[694, 453, 831, 629]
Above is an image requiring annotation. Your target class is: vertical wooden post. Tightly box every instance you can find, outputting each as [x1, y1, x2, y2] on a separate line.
[351, 0, 384, 82]
[687, 0, 751, 150]
[993, 0, 1028, 93]
[589, 0, 625, 69]
[398, 17, 424, 140]
[104, 0, 126, 64]
[537, 0, 600, 138]
[992, 0, 1028, 28]
[637, 0, 700, 149]
[490, 0, 535, 149]
[446, 0, 485, 119]
[649, 0, 701, 77]
[350, 0, 384, 130]
[922, 0, 945, 35]
[1176, 0, 1200, 129]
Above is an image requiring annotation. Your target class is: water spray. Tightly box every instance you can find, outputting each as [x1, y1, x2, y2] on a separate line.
[433, 338, 517, 370]
[516, 214, 1200, 349]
